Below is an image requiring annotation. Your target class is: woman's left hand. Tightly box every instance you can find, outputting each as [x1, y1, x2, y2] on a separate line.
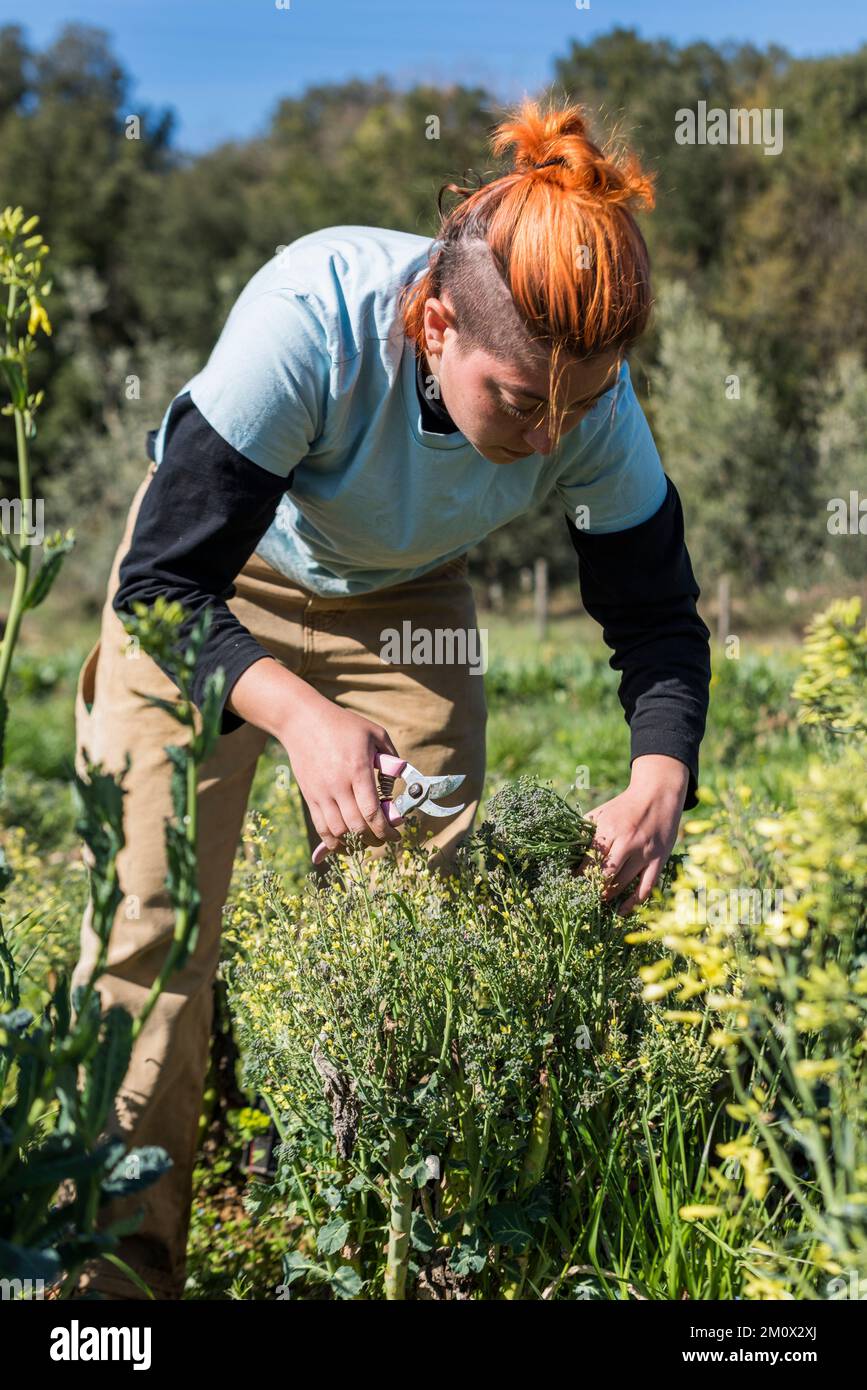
[581, 754, 690, 916]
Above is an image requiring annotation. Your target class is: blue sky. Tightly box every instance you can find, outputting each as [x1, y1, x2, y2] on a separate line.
[1, 0, 863, 152]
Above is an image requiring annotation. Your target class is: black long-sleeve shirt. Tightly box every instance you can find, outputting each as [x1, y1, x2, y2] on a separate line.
[113, 348, 710, 807]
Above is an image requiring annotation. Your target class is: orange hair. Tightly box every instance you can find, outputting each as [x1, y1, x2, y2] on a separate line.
[399, 98, 655, 443]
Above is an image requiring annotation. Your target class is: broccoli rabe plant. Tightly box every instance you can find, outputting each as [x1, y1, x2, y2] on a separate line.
[227, 812, 725, 1301]
[477, 775, 597, 883]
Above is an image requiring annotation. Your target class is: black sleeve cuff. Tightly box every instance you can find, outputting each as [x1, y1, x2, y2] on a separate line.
[629, 732, 699, 811]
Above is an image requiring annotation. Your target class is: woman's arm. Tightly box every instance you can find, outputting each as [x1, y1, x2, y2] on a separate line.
[114, 392, 288, 734]
[113, 394, 400, 852]
[565, 474, 712, 911]
[566, 474, 711, 808]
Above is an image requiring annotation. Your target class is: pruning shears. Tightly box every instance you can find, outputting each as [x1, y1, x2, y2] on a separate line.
[311, 752, 466, 864]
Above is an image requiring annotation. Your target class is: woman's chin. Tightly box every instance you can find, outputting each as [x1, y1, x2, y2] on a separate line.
[481, 444, 533, 464]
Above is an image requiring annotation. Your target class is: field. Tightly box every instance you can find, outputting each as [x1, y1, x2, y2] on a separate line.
[8, 597, 860, 1301]
[0, 604, 808, 992]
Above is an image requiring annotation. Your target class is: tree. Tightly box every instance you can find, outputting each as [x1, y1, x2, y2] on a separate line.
[648, 280, 796, 589]
[814, 352, 867, 581]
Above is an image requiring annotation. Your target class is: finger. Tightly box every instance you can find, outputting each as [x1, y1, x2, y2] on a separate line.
[351, 776, 401, 843]
[603, 856, 643, 902]
[576, 835, 610, 876]
[309, 803, 342, 852]
[335, 789, 391, 846]
[598, 843, 631, 892]
[320, 797, 351, 845]
[372, 726, 400, 758]
[616, 862, 660, 917]
[333, 793, 370, 841]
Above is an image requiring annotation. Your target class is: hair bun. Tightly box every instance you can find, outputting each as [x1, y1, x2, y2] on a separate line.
[491, 98, 654, 210]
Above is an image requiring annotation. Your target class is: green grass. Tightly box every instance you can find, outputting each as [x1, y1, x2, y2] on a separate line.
[0, 608, 811, 1000]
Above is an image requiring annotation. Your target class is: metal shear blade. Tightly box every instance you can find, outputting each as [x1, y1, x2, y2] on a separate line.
[393, 765, 466, 818]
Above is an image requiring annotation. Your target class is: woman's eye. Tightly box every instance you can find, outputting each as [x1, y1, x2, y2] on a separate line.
[499, 397, 536, 420]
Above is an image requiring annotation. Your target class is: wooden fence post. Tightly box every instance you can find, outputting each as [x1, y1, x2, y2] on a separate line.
[717, 573, 731, 646]
[534, 556, 548, 643]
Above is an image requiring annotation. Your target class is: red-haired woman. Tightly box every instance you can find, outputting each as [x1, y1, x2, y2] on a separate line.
[72, 100, 710, 1299]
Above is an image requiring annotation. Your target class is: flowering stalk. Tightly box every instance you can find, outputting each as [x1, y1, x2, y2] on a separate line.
[0, 207, 72, 771]
[501, 1064, 553, 1300]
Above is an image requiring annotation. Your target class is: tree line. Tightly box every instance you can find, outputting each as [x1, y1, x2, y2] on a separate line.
[0, 22, 864, 612]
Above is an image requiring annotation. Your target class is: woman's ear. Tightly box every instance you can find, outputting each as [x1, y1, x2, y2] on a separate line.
[422, 294, 457, 363]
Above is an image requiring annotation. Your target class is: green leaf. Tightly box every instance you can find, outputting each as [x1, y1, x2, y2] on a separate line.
[329, 1265, 364, 1299]
[1, 1134, 126, 1194]
[166, 744, 189, 824]
[71, 758, 129, 885]
[400, 1157, 431, 1189]
[410, 1210, 436, 1253]
[22, 531, 75, 611]
[0, 355, 26, 410]
[133, 693, 187, 724]
[0, 530, 19, 564]
[449, 1230, 488, 1276]
[316, 1216, 350, 1257]
[197, 667, 227, 761]
[486, 1199, 537, 1253]
[82, 1005, 133, 1133]
[280, 1250, 313, 1285]
[100, 1144, 173, 1198]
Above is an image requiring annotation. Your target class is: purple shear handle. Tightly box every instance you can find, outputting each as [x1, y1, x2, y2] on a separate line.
[311, 751, 466, 866]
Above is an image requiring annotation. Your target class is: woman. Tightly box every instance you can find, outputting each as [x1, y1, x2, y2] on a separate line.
[72, 99, 710, 1299]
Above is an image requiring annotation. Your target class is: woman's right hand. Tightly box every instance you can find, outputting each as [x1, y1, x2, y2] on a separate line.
[226, 655, 403, 852]
[280, 691, 403, 853]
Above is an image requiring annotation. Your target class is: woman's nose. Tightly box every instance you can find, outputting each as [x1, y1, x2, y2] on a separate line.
[522, 423, 554, 455]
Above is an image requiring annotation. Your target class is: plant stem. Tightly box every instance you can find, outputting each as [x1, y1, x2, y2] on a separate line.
[384, 1126, 412, 1300]
[501, 1065, 553, 1299]
[0, 404, 33, 703]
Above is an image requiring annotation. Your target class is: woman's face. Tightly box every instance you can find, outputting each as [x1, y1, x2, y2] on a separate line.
[422, 292, 620, 464]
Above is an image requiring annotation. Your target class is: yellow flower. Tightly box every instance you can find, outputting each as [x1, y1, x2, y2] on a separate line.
[793, 1058, 839, 1080]
[27, 299, 52, 337]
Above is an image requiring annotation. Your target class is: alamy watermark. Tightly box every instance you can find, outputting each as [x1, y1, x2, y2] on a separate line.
[827, 491, 866, 535]
[50, 1321, 152, 1370]
[1, 1276, 46, 1300]
[674, 885, 784, 927]
[675, 102, 784, 157]
[0, 496, 44, 544]
[380, 622, 488, 675]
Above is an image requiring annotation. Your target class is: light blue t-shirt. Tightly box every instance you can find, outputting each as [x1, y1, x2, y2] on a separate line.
[154, 224, 667, 596]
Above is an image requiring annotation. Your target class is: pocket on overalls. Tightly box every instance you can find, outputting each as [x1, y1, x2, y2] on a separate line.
[74, 639, 101, 773]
